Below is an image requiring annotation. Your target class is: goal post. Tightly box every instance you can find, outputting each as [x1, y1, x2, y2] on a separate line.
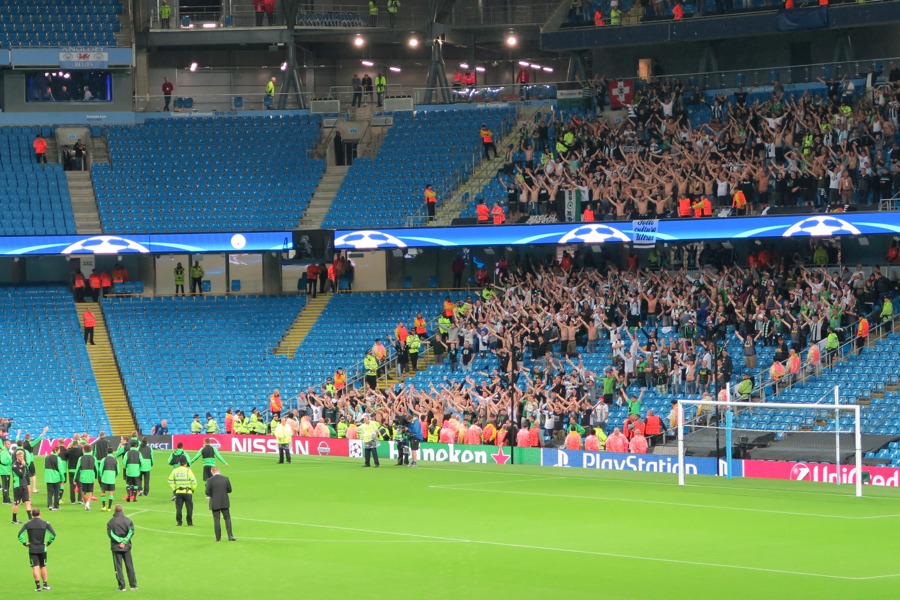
[676, 395, 863, 497]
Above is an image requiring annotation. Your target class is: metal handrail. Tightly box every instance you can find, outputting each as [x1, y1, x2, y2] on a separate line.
[753, 310, 898, 403]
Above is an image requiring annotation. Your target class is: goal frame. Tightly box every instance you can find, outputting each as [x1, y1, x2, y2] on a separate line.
[676, 397, 863, 497]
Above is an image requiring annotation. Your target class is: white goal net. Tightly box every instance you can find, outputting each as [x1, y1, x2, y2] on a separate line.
[676, 392, 863, 497]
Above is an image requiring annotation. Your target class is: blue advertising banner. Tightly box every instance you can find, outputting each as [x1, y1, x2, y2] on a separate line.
[335, 212, 899, 250]
[10, 47, 132, 67]
[541, 448, 742, 477]
[59, 48, 109, 69]
[0, 232, 292, 256]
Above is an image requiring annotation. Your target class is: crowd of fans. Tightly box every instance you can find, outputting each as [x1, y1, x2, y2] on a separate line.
[194, 245, 897, 450]
[494, 67, 900, 223]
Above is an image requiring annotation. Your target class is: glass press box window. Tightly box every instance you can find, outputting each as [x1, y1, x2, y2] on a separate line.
[25, 71, 112, 103]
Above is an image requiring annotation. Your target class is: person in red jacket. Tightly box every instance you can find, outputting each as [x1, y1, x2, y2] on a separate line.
[305, 263, 319, 298]
[100, 270, 112, 296]
[475, 198, 490, 223]
[83, 308, 96, 345]
[88, 270, 101, 302]
[73, 271, 86, 303]
[33, 134, 48, 165]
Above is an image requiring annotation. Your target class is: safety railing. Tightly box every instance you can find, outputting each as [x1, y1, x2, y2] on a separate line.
[134, 91, 316, 113]
[404, 149, 485, 228]
[344, 313, 443, 392]
[752, 309, 898, 403]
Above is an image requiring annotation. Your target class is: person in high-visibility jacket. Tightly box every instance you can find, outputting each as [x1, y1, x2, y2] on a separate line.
[677, 196, 692, 217]
[73, 271, 86, 302]
[159, 0, 171, 28]
[364, 350, 378, 390]
[167, 456, 197, 526]
[336, 416, 349, 438]
[334, 368, 346, 396]
[476, 198, 490, 223]
[731, 189, 747, 214]
[594, 9, 604, 26]
[427, 418, 440, 443]
[692, 196, 712, 217]
[881, 296, 893, 323]
[479, 125, 496, 159]
[407, 334, 421, 371]
[610, 7, 621, 24]
[413, 313, 427, 339]
[274, 418, 293, 464]
[856, 316, 869, 354]
[368, 0, 378, 26]
[374, 73, 386, 107]
[265, 77, 276, 109]
[491, 202, 505, 225]
[204, 413, 219, 434]
[825, 328, 840, 367]
[437, 315, 451, 339]
[190, 262, 205, 295]
[190, 414, 203, 434]
[173, 262, 185, 295]
[387, 0, 399, 26]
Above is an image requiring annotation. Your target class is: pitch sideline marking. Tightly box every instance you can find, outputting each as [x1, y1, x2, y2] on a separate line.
[134, 508, 892, 581]
[139, 525, 463, 544]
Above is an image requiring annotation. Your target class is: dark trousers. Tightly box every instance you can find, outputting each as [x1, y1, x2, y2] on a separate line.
[112, 550, 137, 589]
[164, 94, 171, 111]
[318, 276, 327, 293]
[452, 272, 462, 288]
[352, 90, 362, 107]
[278, 443, 291, 464]
[174, 493, 193, 525]
[363, 446, 379, 467]
[202, 466, 213, 481]
[175, 283, 184, 295]
[1, 474, 9, 502]
[46, 483, 60, 509]
[191, 277, 203, 294]
[212, 508, 233, 541]
[305, 278, 317, 297]
[427, 203, 436, 219]
[84, 326, 94, 344]
[256, 10, 264, 25]
[68, 472, 78, 503]
[483, 142, 496, 159]
[141, 471, 150, 495]
[36, 152, 47, 164]
[409, 352, 418, 371]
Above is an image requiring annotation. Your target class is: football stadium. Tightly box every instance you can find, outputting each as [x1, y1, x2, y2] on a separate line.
[0, 0, 900, 596]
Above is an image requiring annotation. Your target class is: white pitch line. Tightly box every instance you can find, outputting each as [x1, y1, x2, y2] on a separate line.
[429, 485, 900, 520]
[139, 525, 463, 544]
[133, 508, 881, 581]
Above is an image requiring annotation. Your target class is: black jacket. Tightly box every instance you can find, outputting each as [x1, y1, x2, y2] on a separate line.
[106, 513, 134, 552]
[205, 473, 232, 510]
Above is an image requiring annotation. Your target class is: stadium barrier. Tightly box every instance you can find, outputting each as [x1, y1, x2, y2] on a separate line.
[541, 448, 735, 476]
[34, 435, 174, 456]
[743, 460, 900, 488]
[171, 434, 349, 457]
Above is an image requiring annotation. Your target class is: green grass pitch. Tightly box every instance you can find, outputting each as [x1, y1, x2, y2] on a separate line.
[4, 453, 900, 599]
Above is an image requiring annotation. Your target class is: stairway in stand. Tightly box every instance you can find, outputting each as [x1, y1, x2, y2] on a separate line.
[298, 166, 349, 229]
[382, 345, 437, 389]
[75, 302, 136, 435]
[66, 171, 102, 234]
[274, 295, 333, 358]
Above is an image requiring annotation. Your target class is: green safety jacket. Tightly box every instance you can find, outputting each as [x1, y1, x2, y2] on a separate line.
[190, 420, 203, 434]
[206, 418, 219, 434]
[159, 4, 171, 18]
[336, 421, 348, 438]
[825, 332, 840, 351]
[364, 354, 378, 376]
[174, 266, 185, 285]
[369, 1, 378, 15]
[387, 0, 400, 12]
[168, 465, 197, 494]
[191, 265, 205, 279]
[438, 316, 451, 334]
[375, 76, 386, 93]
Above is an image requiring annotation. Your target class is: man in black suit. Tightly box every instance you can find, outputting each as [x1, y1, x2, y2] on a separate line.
[204, 467, 235, 542]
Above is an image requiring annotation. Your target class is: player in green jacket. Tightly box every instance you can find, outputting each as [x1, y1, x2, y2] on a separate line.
[190, 439, 228, 481]
[74, 445, 99, 511]
[42, 446, 65, 511]
[99, 448, 119, 512]
[123, 441, 142, 503]
[168, 442, 189, 467]
[1, 439, 12, 504]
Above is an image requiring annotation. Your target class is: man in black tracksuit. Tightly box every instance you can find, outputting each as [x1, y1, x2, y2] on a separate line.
[18, 508, 56, 592]
[107, 504, 137, 591]
[65, 442, 83, 504]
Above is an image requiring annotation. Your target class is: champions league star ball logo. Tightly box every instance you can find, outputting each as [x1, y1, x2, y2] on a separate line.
[782, 216, 861, 238]
[334, 230, 407, 250]
[558, 224, 631, 245]
[61, 235, 151, 255]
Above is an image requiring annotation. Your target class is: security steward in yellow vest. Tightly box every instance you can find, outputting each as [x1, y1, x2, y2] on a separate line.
[205, 414, 219, 434]
[167, 456, 197, 527]
[368, 0, 378, 26]
[427, 418, 440, 443]
[387, 0, 400, 26]
[374, 73, 386, 107]
[190, 414, 203, 434]
[407, 334, 421, 372]
[364, 350, 379, 390]
[336, 416, 349, 438]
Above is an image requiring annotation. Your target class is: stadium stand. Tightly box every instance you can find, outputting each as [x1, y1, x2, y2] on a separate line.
[103, 295, 306, 434]
[0, 127, 77, 236]
[0, 287, 109, 435]
[321, 107, 516, 229]
[0, 0, 121, 47]
[92, 115, 324, 233]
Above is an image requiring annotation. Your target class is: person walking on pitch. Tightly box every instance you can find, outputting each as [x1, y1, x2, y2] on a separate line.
[191, 438, 228, 481]
[12, 450, 33, 524]
[107, 504, 138, 591]
[74, 444, 99, 511]
[99, 448, 119, 512]
[205, 466, 235, 542]
[42, 446, 65, 511]
[138, 439, 153, 496]
[123, 441, 142, 502]
[167, 457, 197, 527]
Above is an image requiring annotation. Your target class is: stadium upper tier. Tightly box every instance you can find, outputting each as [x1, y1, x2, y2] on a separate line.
[93, 115, 324, 233]
[103, 295, 307, 434]
[321, 107, 516, 229]
[0, 287, 109, 435]
[0, 0, 121, 47]
[0, 127, 76, 236]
